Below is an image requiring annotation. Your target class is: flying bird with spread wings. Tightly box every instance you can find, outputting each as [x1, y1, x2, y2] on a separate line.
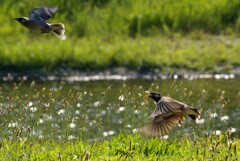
[141, 91, 200, 137]
[14, 6, 66, 40]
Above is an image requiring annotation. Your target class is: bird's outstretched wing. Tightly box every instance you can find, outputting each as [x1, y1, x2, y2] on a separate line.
[149, 97, 186, 118]
[29, 6, 58, 22]
[141, 114, 183, 137]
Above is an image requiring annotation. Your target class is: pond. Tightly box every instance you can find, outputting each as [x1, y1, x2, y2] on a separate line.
[0, 78, 239, 142]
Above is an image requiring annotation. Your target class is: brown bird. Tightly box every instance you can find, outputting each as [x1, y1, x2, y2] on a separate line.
[14, 6, 66, 39]
[141, 91, 200, 137]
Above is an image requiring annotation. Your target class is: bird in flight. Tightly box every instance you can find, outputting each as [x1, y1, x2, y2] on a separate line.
[141, 91, 200, 137]
[14, 6, 66, 40]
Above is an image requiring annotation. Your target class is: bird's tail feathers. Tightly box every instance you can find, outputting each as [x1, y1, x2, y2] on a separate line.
[51, 23, 66, 40]
[186, 107, 200, 120]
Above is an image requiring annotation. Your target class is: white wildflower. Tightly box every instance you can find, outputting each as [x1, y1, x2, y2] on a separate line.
[94, 101, 101, 107]
[231, 128, 236, 133]
[75, 110, 80, 115]
[117, 107, 125, 113]
[38, 119, 44, 124]
[30, 107, 37, 112]
[210, 113, 217, 118]
[70, 123, 76, 128]
[196, 118, 205, 124]
[57, 109, 65, 115]
[103, 132, 108, 137]
[118, 95, 124, 101]
[8, 122, 18, 127]
[220, 115, 229, 122]
[28, 102, 33, 107]
[213, 130, 221, 135]
[68, 135, 75, 140]
[162, 135, 169, 139]
[108, 131, 116, 136]
[77, 103, 81, 108]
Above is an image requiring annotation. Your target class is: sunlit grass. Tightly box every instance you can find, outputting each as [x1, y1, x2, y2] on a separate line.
[0, 132, 239, 160]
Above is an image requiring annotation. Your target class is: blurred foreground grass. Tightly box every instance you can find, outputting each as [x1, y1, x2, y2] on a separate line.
[1, 0, 240, 72]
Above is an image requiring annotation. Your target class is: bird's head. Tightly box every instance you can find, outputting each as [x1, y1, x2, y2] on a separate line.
[144, 91, 161, 103]
[13, 17, 29, 24]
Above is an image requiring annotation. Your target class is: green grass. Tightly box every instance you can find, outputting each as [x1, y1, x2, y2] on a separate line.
[1, 133, 239, 160]
[1, 35, 240, 72]
[0, 0, 240, 72]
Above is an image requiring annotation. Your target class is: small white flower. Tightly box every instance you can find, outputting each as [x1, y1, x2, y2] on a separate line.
[8, 122, 18, 127]
[38, 119, 44, 124]
[231, 128, 236, 133]
[162, 135, 169, 139]
[117, 107, 125, 112]
[44, 103, 50, 107]
[220, 115, 229, 122]
[108, 131, 116, 135]
[75, 110, 80, 115]
[30, 107, 37, 112]
[126, 124, 131, 128]
[46, 115, 53, 121]
[28, 102, 33, 107]
[214, 130, 221, 135]
[38, 135, 44, 139]
[70, 123, 76, 128]
[94, 101, 101, 107]
[68, 135, 75, 140]
[118, 95, 124, 101]
[173, 75, 178, 79]
[210, 113, 217, 118]
[118, 120, 122, 124]
[77, 103, 81, 108]
[132, 128, 138, 133]
[57, 109, 65, 115]
[101, 110, 106, 115]
[141, 102, 145, 106]
[73, 155, 78, 159]
[51, 123, 59, 128]
[134, 110, 140, 114]
[103, 132, 108, 137]
[196, 118, 205, 124]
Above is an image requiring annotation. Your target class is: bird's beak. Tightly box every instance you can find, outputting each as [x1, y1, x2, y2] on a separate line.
[144, 91, 150, 100]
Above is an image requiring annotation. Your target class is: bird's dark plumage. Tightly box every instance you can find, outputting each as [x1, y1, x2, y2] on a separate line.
[141, 91, 200, 137]
[14, 6, 66, 39]
[29, 6, 58, 21]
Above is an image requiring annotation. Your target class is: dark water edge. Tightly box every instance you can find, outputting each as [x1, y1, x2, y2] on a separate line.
[0, 67, 240, 82]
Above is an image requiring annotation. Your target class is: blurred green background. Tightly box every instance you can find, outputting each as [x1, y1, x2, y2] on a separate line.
[1, 0, 240, 72]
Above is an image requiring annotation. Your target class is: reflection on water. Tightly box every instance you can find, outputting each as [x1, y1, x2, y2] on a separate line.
[0, 78, 239, 141]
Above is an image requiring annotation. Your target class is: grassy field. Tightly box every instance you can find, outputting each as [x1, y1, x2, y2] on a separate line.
[0, 80, 239, 160]
[1, 0, 240, 73]
[1, 133, 239, 160]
